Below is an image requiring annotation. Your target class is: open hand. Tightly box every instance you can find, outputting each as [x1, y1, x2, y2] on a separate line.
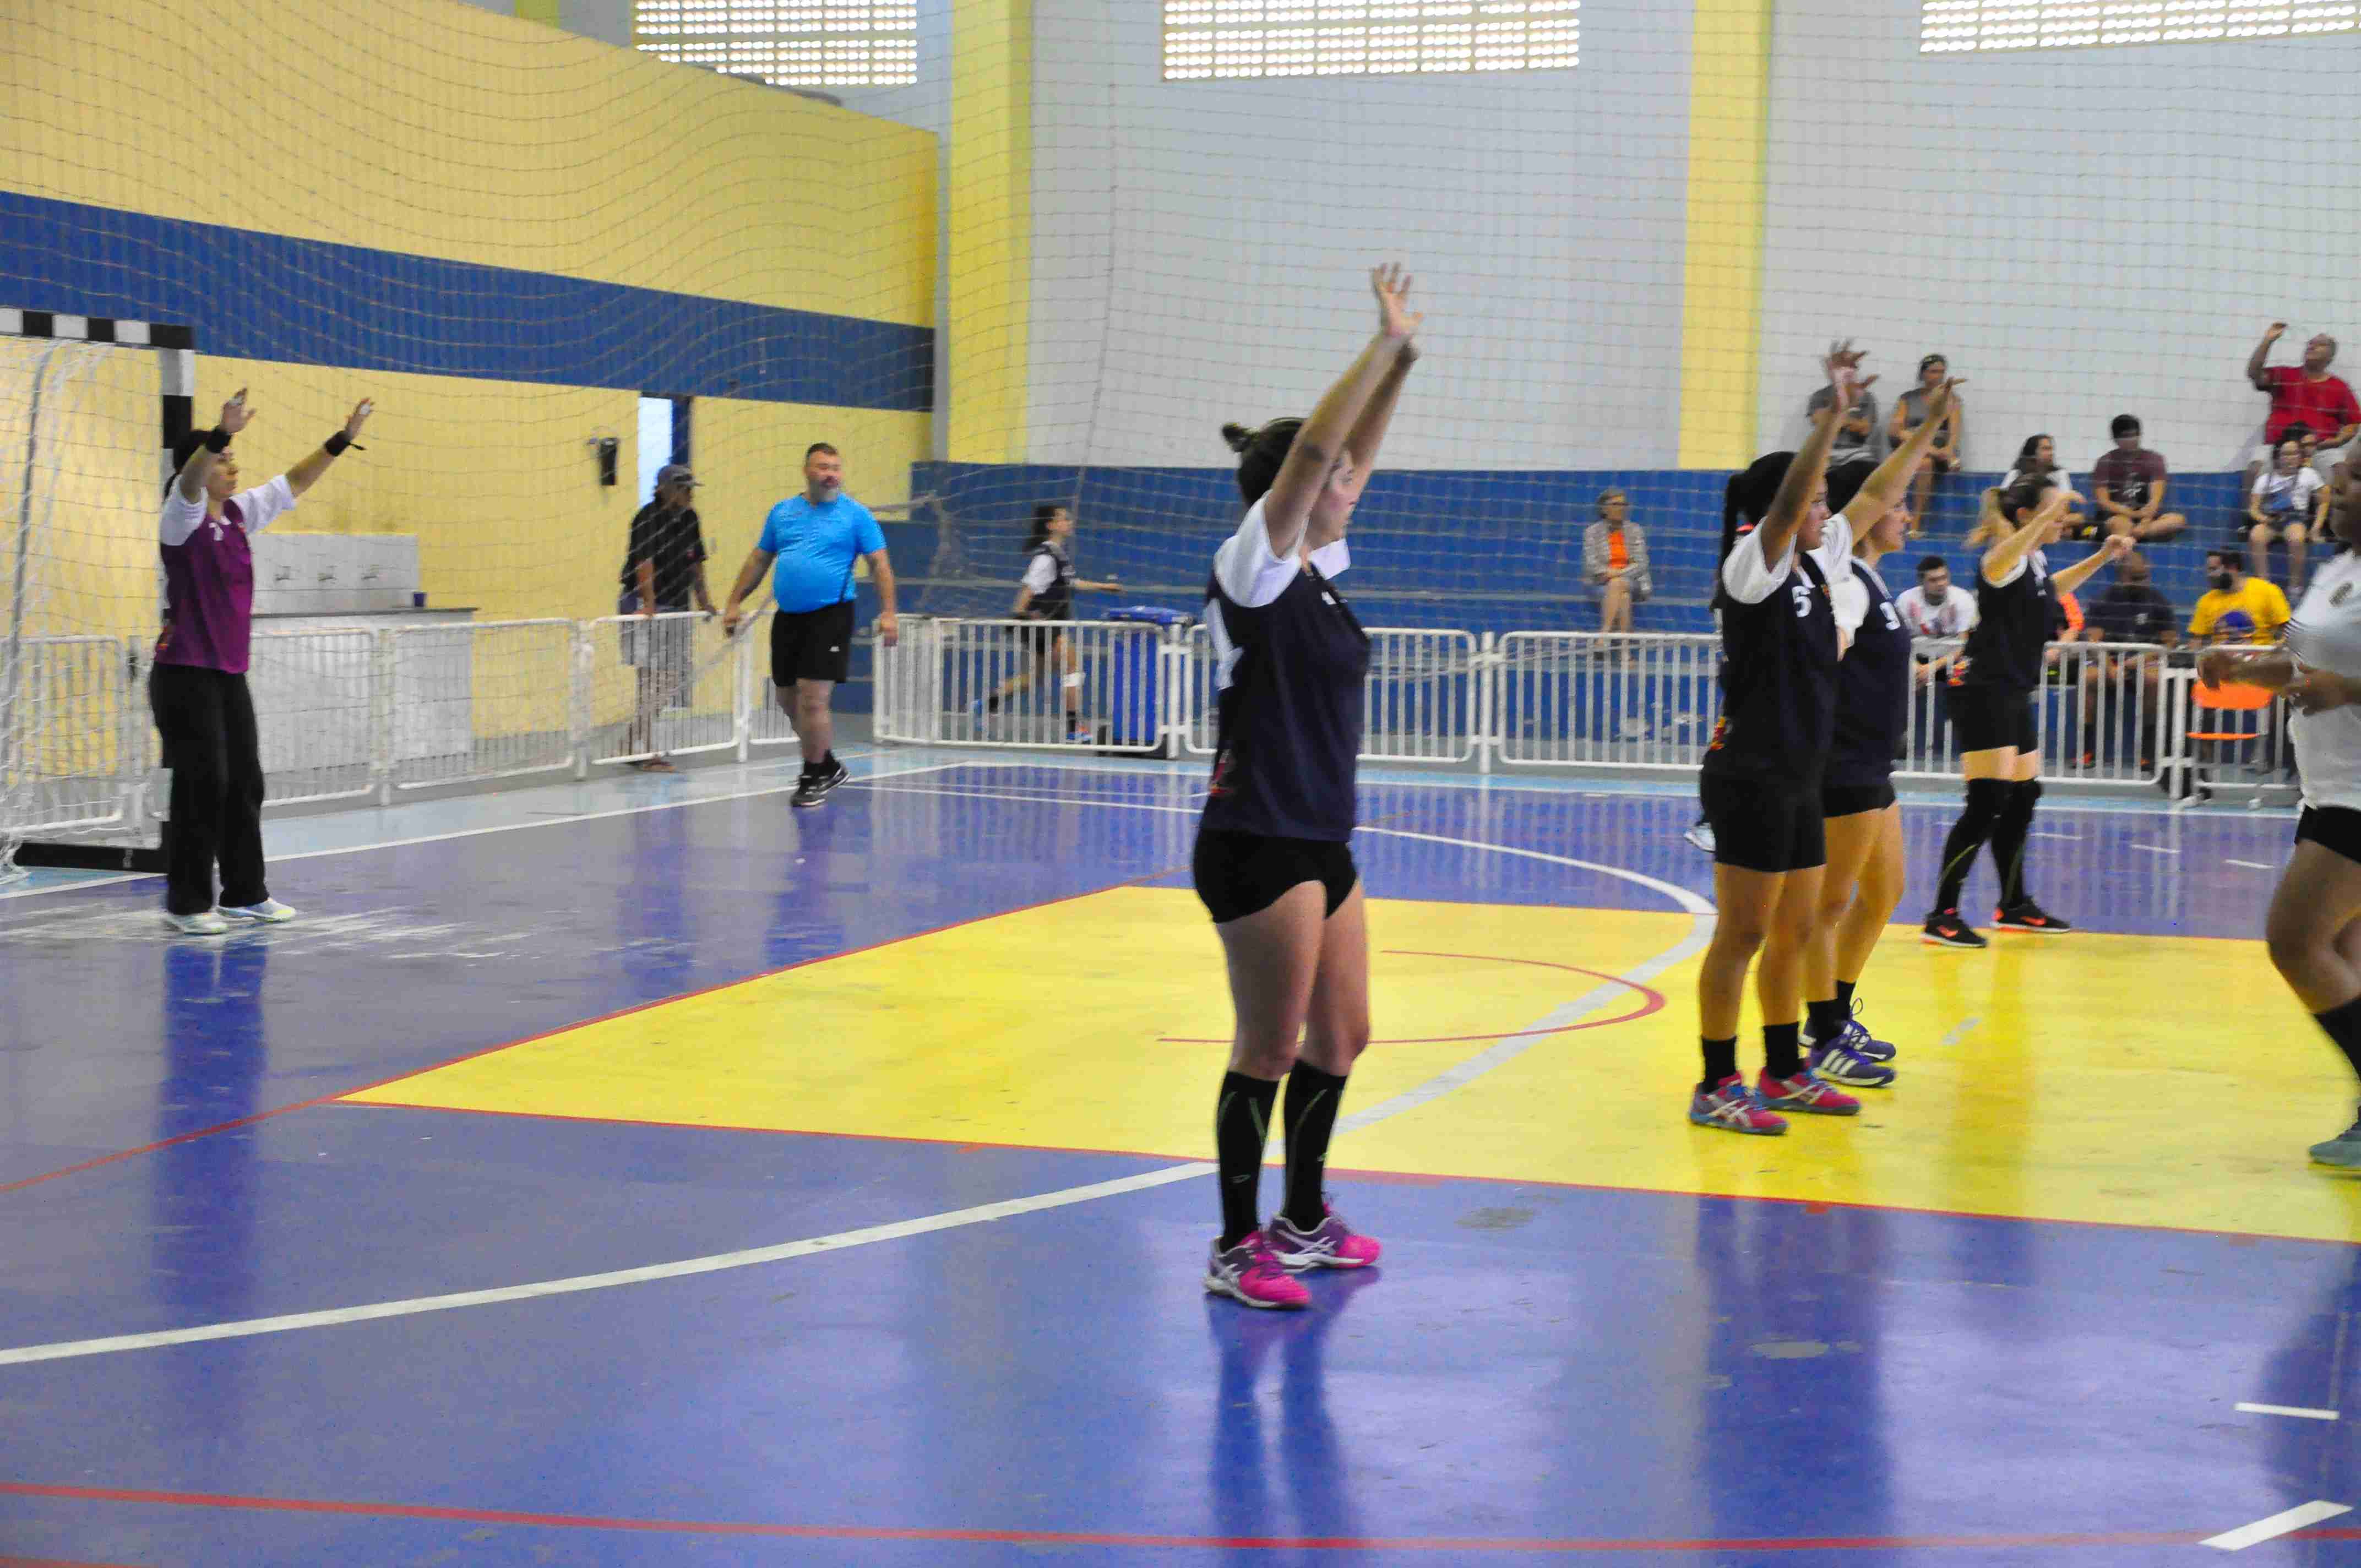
[1372, 263, 1421, 342]
[219, 389, 254, 435]
[343, 398, 374, 439]
[2266, 321, 2289, 342]
[1824, 340, 1878, 402]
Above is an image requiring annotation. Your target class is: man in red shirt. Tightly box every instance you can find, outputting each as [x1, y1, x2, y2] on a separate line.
[2246, 322, 2360, 497]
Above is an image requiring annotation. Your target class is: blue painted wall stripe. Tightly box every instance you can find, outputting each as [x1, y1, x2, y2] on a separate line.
[0, 191, 933, 412]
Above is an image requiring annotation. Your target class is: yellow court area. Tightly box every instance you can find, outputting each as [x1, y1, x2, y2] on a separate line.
[351, 888, 2361, 1244]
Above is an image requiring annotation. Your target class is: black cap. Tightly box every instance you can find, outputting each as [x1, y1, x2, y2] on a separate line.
[2111, 414, 2141, 437]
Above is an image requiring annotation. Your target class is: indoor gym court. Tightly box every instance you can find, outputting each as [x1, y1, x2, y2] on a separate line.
[5, 753, 2361, 1564]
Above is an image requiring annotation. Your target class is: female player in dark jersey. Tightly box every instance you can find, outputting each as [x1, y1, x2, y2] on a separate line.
[1198, 265, 1419, 1309]
[977, 504, 1120, 741]
[1690, 352, 1959, 1135]
[2200, 479, 2361, 1165]
[1800, 467, 1923, 1084]
[1921, 480, 2131, 948]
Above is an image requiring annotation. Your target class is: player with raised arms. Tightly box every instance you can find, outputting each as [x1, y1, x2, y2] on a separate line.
[1196, 265, 1419, 1309]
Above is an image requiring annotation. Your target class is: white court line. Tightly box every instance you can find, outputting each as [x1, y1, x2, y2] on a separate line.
[2237, 1402, 2340, 1421]
[0, 757, 964, 903]
[2030, 830, 2081, 841]
[2228, 859, 2278, 871]
[2201, 1500, 2351, 1551]
[0, 810, 1711, 1368]
[2130, 843, 2179, 856]
[1937, 1016, 1981, 1048]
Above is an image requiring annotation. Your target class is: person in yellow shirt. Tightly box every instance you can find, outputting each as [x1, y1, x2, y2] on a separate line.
[2189, 546, 2292, 646]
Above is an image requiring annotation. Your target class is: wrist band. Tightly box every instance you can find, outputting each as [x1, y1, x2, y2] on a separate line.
[324, 432, 353, 456]
[203, 427, 231, 454]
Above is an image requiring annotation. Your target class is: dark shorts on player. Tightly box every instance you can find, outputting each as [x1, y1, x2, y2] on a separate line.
[1020, 618, 1069, 662]
[1192, 829, 1359, 924]
[771, 601, 856, 686]
[2297, 807, 2361, 866]
[1821, 778, 1897, 819]
[1699, 771, 1826, 875]
[1951, 684, 2038, 754]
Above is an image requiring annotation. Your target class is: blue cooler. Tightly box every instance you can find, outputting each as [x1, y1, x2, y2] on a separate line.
[1101, 606, 1194, 753]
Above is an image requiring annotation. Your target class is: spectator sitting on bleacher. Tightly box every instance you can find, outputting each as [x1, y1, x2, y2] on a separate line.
[1807, 364, 1883, 497]
[1888, 353, 1962, 536]
[2079, 549, 2175, 768]
[2245, 323, 2359, 494]
[1896, 554, 1976, 638]
[2248, 434, 2330, 591]
[2190, 546, 2291, 648]
[1581, 488, 1651, 634]
[2003, 434, 2090, 538]
[2088, 415, 2186, 543]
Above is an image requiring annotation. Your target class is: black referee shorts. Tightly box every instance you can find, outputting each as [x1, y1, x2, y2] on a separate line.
[1951, 684, 2038, 755]
[771, 601, 856, 686]
[1699, 771, 1826, 875]
[2298, 807, 2361, 867]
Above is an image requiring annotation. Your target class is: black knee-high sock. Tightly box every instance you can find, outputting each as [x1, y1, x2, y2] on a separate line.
[1990, 780, 2041, 908]
[1216, 1071, 1281, 1249]
[1933, 777, 2010, 913]
[2315, 996, 2361, 1088]
[1281, 1064, 1349, 1229]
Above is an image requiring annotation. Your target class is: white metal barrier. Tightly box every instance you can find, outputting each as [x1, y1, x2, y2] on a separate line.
[583, 611, 743, 769]
[1496, 632, 1721, 770]
[1180, 625, 1481, 763]
[0, 634, 143, 835]
[890, 617, 1176, 754]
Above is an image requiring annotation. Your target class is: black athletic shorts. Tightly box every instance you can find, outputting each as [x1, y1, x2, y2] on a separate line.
[1821, 778, 1897, 819]
[1699, 771, 1826, 875]
[1192, 829, 1359, 924]
[1951, 684, 2038, 754]
[1020, 618, 1069, 661]
[2297, 807, 2361, 866]
[771, 601, 856, 686]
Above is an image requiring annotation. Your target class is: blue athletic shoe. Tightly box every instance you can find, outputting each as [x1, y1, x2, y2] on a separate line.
[1807, 1030, 1896, 1089]
[1804, 1008, 1896, 1065]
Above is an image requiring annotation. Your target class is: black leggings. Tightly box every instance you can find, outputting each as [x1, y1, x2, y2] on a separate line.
[149, 664, 268, 916]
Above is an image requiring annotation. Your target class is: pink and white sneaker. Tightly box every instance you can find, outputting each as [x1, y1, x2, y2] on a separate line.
[1689, 1074, 1787, 1135]
[1756, 1066, 1861, 1117]
[1205, 1230, 1310, 1309]
[1266, 1204, 1383, 1270]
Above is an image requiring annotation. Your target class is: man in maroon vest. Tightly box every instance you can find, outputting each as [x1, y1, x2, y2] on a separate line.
[155, 388, 373, 934]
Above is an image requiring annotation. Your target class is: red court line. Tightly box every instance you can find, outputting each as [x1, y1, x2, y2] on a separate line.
[1160, 951, 1663, 1045]
[0, 1482, 2289, 1553]
[0, 862, 1189, 1201]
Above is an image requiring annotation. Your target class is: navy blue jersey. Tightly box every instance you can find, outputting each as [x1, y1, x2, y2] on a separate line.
[1025, 538, 1076, 622]
[1200, 502, 1370, 842]
[1829, 558, 1911, 787]
[1702, 525, 1843, 784]
[1961, 548, 2057, 692]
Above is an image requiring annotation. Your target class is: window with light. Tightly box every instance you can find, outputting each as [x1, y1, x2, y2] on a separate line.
[635, 1, 919, 89]
[1162, 1, 1579, 81]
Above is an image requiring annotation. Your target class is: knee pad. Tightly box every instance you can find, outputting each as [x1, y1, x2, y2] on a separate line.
[1062, 672, 1085, 690]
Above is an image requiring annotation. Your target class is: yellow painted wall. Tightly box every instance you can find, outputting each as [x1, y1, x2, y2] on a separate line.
[1677, 0, 1774, 470]
[946, 0, 1031, 464]
[0, 0, 936, 328]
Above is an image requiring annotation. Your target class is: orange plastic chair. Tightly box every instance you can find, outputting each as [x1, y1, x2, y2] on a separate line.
[2186, 680, 2277, 799]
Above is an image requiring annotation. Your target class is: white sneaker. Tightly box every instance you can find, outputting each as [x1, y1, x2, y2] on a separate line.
[1683, 819, 1716, 856]
[163, 910, 231, 935]
[221, 899, 297, 923]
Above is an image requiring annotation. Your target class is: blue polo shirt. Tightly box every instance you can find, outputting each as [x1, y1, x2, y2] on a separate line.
[758, 493, 885, 613]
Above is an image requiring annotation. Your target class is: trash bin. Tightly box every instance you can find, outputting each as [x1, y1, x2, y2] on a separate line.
[1101, 606, 1193, 754]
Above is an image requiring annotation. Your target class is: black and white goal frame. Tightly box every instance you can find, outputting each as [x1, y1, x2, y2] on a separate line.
[2, 307, 196, 872]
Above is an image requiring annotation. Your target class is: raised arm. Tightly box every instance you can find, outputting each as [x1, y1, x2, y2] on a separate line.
[285, 399, 373, 499]
[1977, 484, 2070, 588]
[1835, 377, 1961, 530]
[1262, 265, 1421, 559]
[2250, 322, 2286, 391]
[1751, 345, 1861, 567]
[174, 390, 253, 502]
[2049, 532, 2134, 598]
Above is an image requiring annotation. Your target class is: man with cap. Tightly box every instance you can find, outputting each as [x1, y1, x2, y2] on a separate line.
[2088, 414, 2187, 543]
[617, 462, 716, 772]
[154, 386, 374, 934]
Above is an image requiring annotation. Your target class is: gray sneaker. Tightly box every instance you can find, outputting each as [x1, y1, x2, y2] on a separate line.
[2309, 1113, 2361, 1169]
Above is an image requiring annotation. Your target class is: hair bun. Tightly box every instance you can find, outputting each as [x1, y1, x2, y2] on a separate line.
[1220, 422, 1256, 454]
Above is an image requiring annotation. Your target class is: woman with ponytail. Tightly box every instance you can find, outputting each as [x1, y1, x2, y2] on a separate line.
[976, 504, 1120, 741]
[1196, 265, 1419, 1309]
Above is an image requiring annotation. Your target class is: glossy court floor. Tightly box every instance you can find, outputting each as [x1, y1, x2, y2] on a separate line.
[5, 749, 2361, 1566]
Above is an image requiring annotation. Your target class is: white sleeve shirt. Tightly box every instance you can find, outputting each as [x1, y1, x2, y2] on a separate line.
[1720, 511, 1852, 606]
[1021, 553, 1058, 594]
[159, 475, 298, 547]
[1211, 496, 1347, 609]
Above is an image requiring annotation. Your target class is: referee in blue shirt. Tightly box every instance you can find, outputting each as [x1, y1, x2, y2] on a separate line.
[722, 442, 900, 808]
